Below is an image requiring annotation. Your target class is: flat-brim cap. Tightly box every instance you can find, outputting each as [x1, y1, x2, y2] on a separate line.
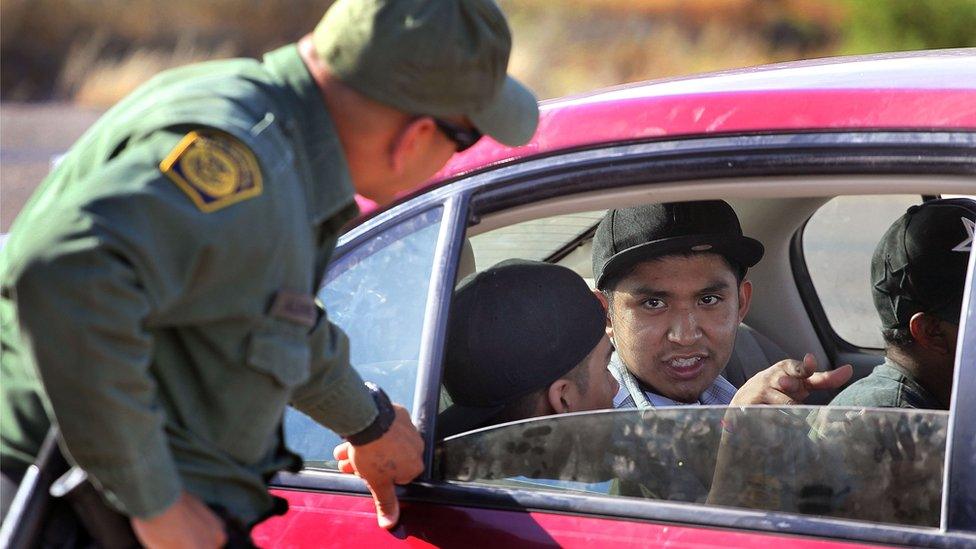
[438, 259, 605, 438]
[314, 0, 539, 146]
[871, 198, 976, 329]
[592, 201, 764, 289]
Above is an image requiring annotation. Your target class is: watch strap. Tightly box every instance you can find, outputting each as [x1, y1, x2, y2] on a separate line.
[345, 382, 396, 446]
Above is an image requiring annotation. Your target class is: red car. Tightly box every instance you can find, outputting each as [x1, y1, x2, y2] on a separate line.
[255, 50, 976, 547]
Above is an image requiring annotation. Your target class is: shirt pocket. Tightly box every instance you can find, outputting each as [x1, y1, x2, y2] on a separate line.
[219, 320, 311, 464]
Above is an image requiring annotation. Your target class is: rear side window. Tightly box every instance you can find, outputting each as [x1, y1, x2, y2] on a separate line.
[469, 210, 605, 285]
[802, 195, 920, 349]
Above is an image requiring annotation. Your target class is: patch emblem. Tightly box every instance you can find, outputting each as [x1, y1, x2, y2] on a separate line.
[160, 129, 262, 212]
[269, 290, 318, 327]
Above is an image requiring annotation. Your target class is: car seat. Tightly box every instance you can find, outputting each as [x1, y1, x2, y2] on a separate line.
[724, 324, 790, 388]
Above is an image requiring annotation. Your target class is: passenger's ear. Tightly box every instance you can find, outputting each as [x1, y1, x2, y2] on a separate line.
[737, 280, 753, 323]
[909, 313, 954, 356]
[593, 290, 613, 335]
[547, 379, 573, 414]
[390, 116, 436, 174]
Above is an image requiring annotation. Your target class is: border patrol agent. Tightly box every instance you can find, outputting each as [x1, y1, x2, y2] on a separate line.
[0, 0, 538, 545]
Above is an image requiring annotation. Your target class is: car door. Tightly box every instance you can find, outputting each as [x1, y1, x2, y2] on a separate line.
[255, 130, 976, 547]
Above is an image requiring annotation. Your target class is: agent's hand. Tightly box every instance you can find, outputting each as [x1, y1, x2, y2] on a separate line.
[131, 491, 226, 549]
[333, 404, 424, 529]
[731, 353, 853, 406]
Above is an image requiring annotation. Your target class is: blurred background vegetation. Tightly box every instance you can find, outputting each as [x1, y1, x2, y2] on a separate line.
[2, 0, 975, 106]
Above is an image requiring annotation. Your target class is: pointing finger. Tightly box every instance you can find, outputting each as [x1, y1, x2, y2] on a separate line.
[365, 476, 401, 530]
[805, 363, 854, 390]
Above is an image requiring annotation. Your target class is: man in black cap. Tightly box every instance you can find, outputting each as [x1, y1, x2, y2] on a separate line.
[829, 198, 975, 410]
[591, 201, 852, 409]
[437, 260, 619, 439]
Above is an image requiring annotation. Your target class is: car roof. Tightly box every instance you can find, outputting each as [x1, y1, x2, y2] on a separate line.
[353, 49, 976, 217]
[440, 49, 976, 174]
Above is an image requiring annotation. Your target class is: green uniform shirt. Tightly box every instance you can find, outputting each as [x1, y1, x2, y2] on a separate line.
[0, 44, 378, 523]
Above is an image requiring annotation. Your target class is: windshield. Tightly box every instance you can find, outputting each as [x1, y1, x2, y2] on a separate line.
[436, 406, 946, 528]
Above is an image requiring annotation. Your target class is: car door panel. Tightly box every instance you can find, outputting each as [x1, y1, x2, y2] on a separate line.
[253, 489, 880, 548]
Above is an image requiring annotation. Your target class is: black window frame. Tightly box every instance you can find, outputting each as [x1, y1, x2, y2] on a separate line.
[274, 130, 976, 547]
[790, 215, 884, 370]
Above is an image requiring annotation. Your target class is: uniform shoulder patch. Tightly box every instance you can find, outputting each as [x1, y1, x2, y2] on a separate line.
[159, 129, 263, 213]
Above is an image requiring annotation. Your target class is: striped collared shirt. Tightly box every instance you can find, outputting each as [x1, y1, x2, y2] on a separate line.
[608, 352, 737, 409]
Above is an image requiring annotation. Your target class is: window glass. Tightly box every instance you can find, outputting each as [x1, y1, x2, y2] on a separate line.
[802, 195, 920, 348]
[469, 211, 605, 270]
[285, 207, 444, 468]
[437, 407, 946, 528]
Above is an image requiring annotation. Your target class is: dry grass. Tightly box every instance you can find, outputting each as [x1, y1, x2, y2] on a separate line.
[502, 0, 834, 99]
[1, 0, 324, 103]
[63, 37, 238, 107]
[1, 0, 966, 106]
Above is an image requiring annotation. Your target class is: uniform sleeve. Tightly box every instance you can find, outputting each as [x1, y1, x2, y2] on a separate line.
[6, 130, 210, 517]
[290, 316, 378, 437]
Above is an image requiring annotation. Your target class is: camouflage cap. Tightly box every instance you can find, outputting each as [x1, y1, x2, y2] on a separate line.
[313, 0, 538, 146]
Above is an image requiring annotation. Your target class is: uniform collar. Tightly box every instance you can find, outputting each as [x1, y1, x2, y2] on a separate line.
[262, 44, 359, 227]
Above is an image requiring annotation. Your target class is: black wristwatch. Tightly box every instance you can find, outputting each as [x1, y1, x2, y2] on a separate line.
[345, 382, 396, 446]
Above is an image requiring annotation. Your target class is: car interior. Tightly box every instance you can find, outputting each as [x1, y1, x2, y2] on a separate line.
[460, 176, 974, 395]
[426, 176, 973, 527]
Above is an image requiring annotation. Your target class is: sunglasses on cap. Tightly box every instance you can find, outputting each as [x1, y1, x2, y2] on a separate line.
[432, 117, 482, 152]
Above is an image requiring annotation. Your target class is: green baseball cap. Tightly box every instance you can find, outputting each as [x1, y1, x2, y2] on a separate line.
[313, 0, 538, 146]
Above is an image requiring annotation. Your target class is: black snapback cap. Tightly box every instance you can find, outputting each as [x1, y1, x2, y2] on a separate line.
[591, 201, 764, 290]
[439, 259, 605, 438]
[872, 198, 976, 330]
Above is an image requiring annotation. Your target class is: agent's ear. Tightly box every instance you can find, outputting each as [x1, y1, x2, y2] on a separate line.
[390, 116, 437, 174]
[547, 379, 573, 414]
[909, 312, 954, 356]
[737, 279, 753, 323]
[593, 290, 614, 336]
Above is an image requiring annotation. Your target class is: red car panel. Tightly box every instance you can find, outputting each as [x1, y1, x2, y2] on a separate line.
[253, 490, 885, 548]
[440, 89, 976, 179]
